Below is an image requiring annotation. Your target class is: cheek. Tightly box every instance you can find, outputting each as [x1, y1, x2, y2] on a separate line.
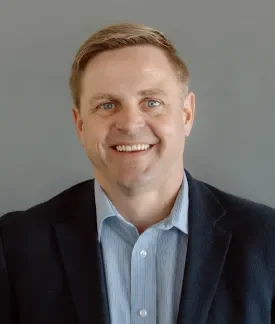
[82, 120, 109, 153]
[153, 114, 184, 140]
[82, 126, 97, 150]
[153, 116, 186, 158]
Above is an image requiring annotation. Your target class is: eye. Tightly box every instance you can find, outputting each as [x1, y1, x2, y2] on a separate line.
[100, 102, 115, 110]
[146, 99, 161, 108]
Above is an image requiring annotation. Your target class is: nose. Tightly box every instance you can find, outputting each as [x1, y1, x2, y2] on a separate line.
[115, 106, 145, 133]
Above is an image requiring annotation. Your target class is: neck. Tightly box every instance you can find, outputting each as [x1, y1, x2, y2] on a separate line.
[95, 166, 184, 233]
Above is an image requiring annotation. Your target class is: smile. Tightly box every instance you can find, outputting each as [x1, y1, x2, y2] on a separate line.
[111, 143, 155, 154]
[113, 144, 153, 152]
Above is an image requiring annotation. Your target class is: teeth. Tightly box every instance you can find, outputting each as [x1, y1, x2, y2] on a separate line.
[116, 144, 151, 152]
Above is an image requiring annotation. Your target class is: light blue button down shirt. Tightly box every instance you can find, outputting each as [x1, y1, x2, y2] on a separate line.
[94, 172, 189, 324]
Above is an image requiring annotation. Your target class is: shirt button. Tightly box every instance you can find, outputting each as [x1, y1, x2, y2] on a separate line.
[140, 250, 147, 258]
[139, 309, 148, 317]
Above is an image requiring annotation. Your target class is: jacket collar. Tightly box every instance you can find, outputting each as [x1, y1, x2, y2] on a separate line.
[177, 170, 232, 324]
[54, 180, 110, 324]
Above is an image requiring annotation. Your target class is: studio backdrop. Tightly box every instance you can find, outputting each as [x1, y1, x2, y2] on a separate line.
[0, 0, 274, 215]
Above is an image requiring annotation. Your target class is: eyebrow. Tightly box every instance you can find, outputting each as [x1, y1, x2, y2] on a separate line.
[138, 88, 167, 97]
[89, 88, 167, 103]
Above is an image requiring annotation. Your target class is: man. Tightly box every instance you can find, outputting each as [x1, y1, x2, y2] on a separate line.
[0, 23, 275, 324]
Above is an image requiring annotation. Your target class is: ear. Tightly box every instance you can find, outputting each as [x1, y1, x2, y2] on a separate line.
[72, 107, 84, 146]
[182, 92, 195, 137]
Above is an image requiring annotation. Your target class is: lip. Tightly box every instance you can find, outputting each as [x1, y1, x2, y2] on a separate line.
[110, 143, 156, 147]
[109, 144, 156, 156]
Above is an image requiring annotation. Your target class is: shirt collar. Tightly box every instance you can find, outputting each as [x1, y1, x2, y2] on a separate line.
[152, 171, 189, 234]
[94, 180, 120, 238]
[94, 171, 189, 238]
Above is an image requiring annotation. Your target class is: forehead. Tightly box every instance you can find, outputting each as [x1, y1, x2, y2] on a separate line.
[81, 45, 179, 94]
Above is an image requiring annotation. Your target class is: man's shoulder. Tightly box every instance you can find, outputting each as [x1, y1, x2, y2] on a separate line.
[202, 180, 275, 223]
[186, 170, 275, 226]
[0, 179, 95, 229]
[200, 179, 275, 268]
[198, 178, 275, 268]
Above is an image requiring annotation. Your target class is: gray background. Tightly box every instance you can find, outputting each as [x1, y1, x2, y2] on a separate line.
[0, 0, 274, 215]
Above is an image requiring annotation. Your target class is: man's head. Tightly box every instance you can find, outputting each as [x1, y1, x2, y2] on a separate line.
[70, 23, 195, 192]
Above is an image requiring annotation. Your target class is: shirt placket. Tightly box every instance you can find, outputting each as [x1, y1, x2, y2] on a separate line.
[130, 228, 158, 324]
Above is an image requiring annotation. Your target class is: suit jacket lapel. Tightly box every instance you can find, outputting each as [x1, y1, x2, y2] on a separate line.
[177, 171, 232, 324]
[54, 180, 110, 324]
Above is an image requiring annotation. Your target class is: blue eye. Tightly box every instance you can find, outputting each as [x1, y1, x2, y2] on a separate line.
[101, 102, 115, 110]
[147, 100, 160, 108]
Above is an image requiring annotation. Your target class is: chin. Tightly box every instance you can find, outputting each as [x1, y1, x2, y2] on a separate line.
[115, 172, 155, 190]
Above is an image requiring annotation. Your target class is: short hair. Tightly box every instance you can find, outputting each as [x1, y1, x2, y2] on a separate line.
[69, 23, 190, 109]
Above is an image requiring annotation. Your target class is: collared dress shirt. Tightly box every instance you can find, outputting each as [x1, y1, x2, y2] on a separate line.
[94, 172, 189, 324]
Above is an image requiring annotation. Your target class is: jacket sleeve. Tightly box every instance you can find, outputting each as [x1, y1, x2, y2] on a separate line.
[0, 230, 14, 324]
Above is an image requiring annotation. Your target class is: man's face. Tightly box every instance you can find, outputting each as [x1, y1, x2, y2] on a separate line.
[73, 45, 195, 190]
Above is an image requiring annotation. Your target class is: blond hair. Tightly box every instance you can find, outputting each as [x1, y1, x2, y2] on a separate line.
[69, 23, 189, 109]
